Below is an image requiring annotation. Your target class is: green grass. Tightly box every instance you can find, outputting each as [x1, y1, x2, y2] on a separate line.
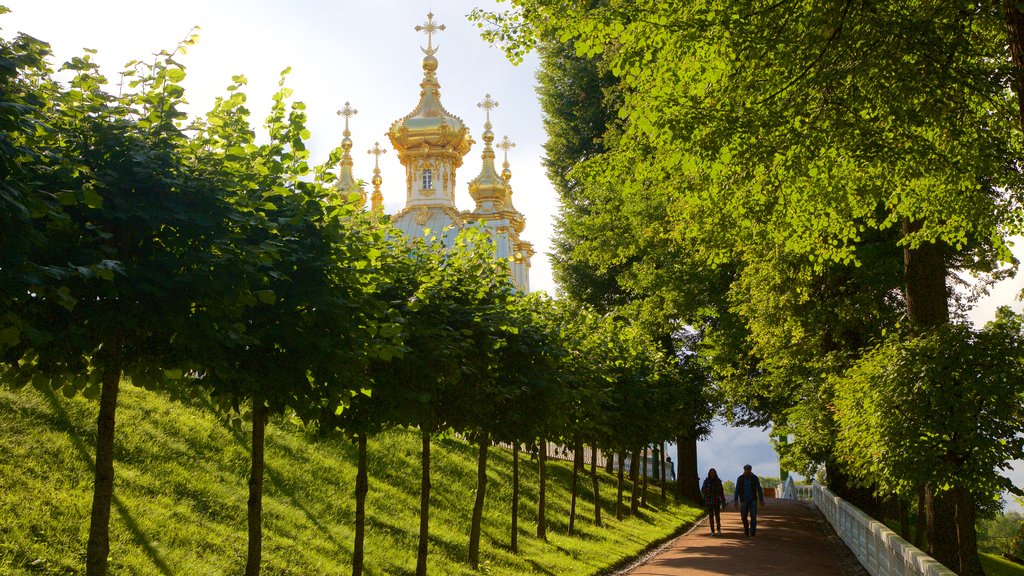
[0, 384, 701, 575]
[981, 553, 1024, 576]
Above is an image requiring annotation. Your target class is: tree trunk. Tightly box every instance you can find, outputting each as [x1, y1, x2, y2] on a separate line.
[245, 401, 266, 576]
[902, 221, 949, 331]
[1004, 0, 1024, 134]
[416, 429, 431, 576]
[616, 450, 625, 520]
[677, 434, 700, 502]
[630, 448, 641, 514]
[953, 485, 984, 576]
[926, 484, 958, 570]
[915, 483, 926, 549]
[902, 220, 966, 571]
[568, 436, 582, 536]
[352, 433, 368, 576]
[511, 443, 520, 553]
[605, 449, 613, 474]
[537, 440, 547, 540]
[468, 433, 489, 569]
[85, 362, 122, 576]
[660, 442, 667, 500]
[640, 445, 649, 508]
[652, 444, 661, 480]
[591, 445, 602, 527]
[898, 495, 910, 543]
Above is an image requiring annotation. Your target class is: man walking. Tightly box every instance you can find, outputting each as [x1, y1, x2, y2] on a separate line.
[733, 464, 765, 536]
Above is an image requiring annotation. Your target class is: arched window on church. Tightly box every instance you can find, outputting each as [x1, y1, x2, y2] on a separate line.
[422, 169, 433, 190]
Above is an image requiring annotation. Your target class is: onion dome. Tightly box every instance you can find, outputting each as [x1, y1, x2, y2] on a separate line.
[387, 13, 472, 166]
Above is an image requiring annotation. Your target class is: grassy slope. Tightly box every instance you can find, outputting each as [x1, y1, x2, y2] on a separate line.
[982, 553, 1024, 576]
[0, 384, 700, 575]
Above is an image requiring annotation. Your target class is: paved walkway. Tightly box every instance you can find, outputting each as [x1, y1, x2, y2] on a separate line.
[622, 499, 859, 576]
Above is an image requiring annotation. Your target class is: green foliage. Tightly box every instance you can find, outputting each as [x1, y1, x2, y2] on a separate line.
[834, 308, 1024, 501]
[978, 512, 1024, 558]
[0, 383, 703, 575]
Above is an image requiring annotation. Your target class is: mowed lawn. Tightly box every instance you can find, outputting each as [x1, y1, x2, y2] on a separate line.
[0, 383, 701, 575]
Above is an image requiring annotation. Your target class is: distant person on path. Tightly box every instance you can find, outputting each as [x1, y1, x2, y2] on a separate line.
[701, 468, 726, 535]
[665, 456, 676, 480]
[733, 464, 765, 536]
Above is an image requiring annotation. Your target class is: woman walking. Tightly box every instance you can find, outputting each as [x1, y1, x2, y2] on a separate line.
[701, 468, 726, 535]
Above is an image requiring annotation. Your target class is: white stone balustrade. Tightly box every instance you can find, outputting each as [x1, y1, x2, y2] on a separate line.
[809, 481, 957, 576]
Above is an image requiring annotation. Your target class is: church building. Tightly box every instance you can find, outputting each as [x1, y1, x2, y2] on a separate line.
[334, 12, 534, 292]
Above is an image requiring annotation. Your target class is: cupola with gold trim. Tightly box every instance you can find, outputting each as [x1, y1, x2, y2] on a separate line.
[388, 13, 472, 206]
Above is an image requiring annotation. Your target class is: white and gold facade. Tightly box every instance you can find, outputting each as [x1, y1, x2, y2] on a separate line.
[337, 12, 533, 291]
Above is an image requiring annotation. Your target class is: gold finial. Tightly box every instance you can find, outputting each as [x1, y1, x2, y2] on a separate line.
[416, 12, 445, 56]
[477, 94, 499, 129]
[337, 101, 358, 136]
[497, 135, 516, 166]
[497, 135, 516, 181]
[368, 142, 387, 212]
[368, 141, 387, 169]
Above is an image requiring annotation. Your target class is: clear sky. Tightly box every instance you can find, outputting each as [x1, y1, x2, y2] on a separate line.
[4, 0, 1021, 512]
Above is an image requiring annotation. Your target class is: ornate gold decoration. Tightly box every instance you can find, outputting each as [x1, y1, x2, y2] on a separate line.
[367, 141, 386, 212]
[497, 135, 516, 181]
[416, 12, 445, 56]
[334, 101, 362, 204]
[414, 205, 431, 225]
[477, 94, 499, 129]
[337, 102, 358, 135]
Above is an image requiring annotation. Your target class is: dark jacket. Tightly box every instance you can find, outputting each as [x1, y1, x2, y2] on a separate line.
[701, 477, 726, 507]
[733, 473, 764, 504]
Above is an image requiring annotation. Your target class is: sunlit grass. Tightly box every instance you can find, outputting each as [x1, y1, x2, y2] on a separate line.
[0, 383, 701, 575]
[981, 553, 1024, 576]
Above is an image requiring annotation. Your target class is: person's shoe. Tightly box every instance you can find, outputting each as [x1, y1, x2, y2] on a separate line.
[744, 530, 749, 536]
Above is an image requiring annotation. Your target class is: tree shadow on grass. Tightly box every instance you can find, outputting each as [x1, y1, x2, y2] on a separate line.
[264, 463, 347, 551]
[43, 387, 174, 576]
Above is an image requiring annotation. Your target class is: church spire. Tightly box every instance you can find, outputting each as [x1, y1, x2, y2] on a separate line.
[467, 94, 507, 212]
[497, 135, 515, 186]
[335, 101, 365, 204]
[367, 141, 386, 214]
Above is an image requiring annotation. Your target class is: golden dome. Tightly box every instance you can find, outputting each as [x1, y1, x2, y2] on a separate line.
[387, 13, 472, 162]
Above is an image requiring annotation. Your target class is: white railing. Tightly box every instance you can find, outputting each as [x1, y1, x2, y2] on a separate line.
[779, 475, 814, 500]
[811, 481, 957, 576]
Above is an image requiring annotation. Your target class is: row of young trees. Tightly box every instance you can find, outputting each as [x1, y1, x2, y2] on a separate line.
[469, 1, 1024, 575]
[0, 19, 708, 576]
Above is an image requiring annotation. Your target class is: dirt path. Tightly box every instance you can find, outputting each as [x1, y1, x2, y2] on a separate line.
[620, 499, 864, 576]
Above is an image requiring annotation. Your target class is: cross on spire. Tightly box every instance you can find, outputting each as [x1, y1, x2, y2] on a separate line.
[478, 94, 499, 128]
[416, 12, 445, 56]
[336, 101, 358, 135]
[368, 141, 387, 170]
[497, 135, 516, 165]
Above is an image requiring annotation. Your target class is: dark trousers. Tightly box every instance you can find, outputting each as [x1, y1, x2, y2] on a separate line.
[707, 504, 721, 532]
[739, 499, 758, 534]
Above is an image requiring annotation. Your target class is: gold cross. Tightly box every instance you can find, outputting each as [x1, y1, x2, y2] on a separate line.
[477, 94, 499, 127]
[496, 135, 516, 165]
[368, 141, 387, 169]
[416, 12, 445, 56]
[336, 101, 358, 135]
